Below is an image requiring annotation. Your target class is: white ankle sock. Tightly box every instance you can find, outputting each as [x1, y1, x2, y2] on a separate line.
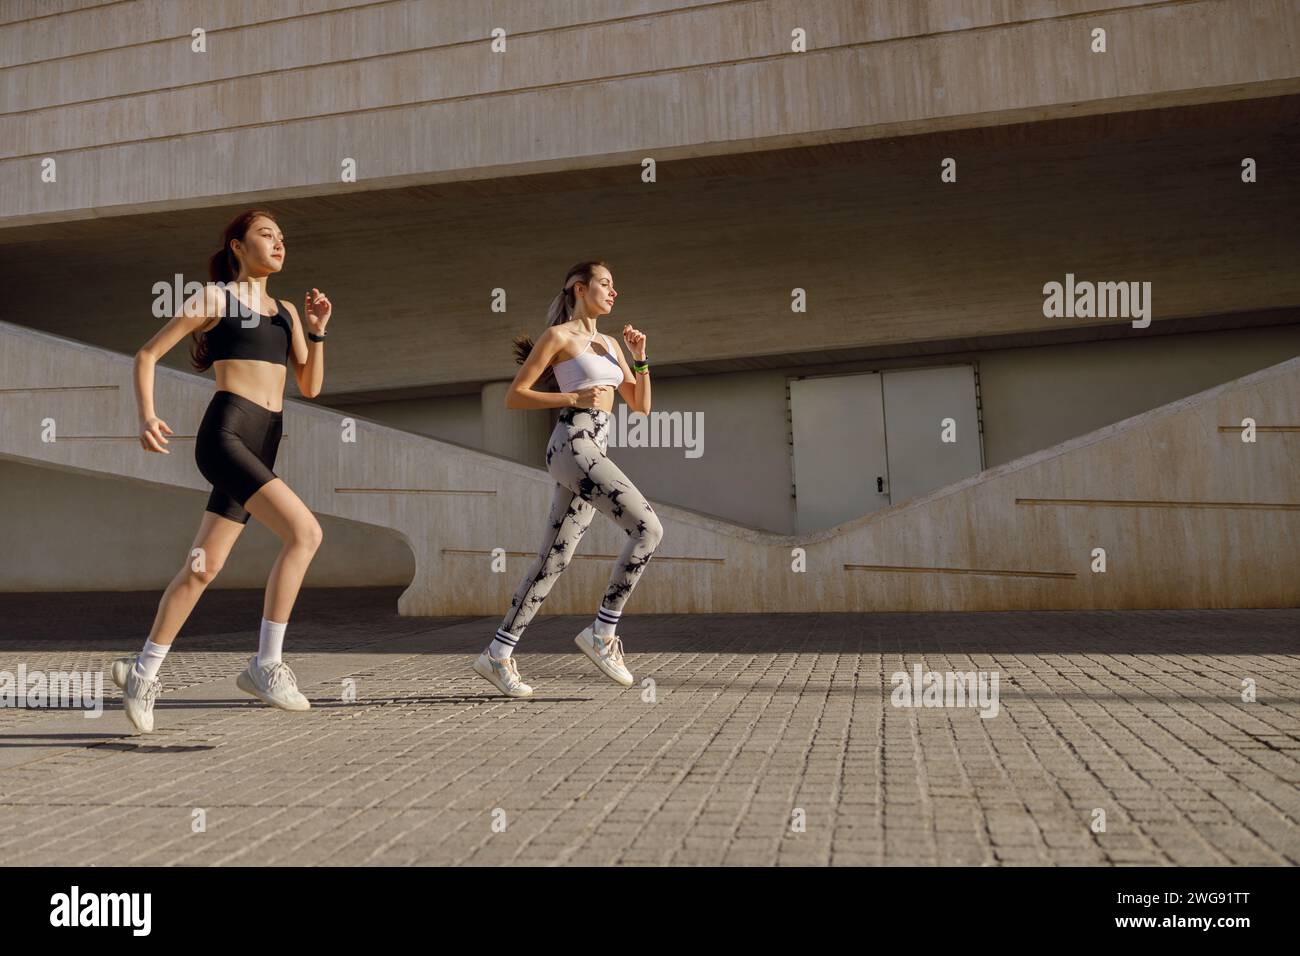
[135, 639, 171, 681]
[489, 629, 518, 660]
[594, 606, 621, 639]
[256, 618, 287, 668]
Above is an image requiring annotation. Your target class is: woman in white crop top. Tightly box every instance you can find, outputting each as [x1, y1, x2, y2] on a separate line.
[470, 261, 664, 699]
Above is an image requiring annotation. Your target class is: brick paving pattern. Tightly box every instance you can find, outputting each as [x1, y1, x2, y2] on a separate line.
[0, 589, 1296, 866]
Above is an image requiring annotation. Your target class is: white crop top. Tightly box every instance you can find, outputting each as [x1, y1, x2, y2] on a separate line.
[552, 328, 624, 392]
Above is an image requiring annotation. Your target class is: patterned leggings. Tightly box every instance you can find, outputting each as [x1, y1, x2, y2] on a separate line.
[497, 407, 664, 643]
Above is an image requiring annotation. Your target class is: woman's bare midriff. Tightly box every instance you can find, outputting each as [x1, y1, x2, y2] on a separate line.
[584, 387, 616, 413]
[213, 360, 287, 412]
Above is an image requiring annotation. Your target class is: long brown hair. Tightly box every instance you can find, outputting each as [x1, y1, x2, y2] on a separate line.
[511, 260, 608, 392]
[190, 208, 280, 372]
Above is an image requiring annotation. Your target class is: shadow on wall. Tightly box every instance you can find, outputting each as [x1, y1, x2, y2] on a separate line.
[0, 458, 414, 591]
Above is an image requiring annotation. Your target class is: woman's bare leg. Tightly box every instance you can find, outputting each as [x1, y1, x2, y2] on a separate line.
[145, 511, 247, 646]
[241, 478, 323, 622]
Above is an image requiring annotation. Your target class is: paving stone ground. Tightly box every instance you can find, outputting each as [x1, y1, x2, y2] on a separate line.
[0, 588, 1296, 866]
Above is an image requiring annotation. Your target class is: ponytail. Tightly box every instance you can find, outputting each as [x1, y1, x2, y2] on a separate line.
[190, 208, 279, 372]
[512, 260, 607, 392]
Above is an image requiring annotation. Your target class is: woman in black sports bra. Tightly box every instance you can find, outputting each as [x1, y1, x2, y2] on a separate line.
[118, 208, 334, 734]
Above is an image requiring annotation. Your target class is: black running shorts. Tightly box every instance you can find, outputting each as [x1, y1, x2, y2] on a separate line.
[194, 390, 283, 525]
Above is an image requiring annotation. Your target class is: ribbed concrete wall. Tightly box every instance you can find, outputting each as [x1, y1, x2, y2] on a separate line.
[3, 318, 1296, 610]
[3, 0, 1298, 226]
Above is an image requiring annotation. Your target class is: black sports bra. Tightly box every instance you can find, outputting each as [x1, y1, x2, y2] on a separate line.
[204, 287, 292, 366]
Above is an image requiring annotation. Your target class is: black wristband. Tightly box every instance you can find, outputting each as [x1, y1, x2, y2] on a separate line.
[307, 331, 327, 342]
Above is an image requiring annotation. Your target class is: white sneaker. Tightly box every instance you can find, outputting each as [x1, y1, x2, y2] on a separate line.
[472, 650, 534, 698]
[116, 659, 160, 734]
[574, 625, 634, 687]
[110, 656, 133, 690]
[236, 656, 311, 711]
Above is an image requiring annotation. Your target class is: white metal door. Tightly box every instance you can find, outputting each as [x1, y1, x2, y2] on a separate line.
[881, 365, 983, 505]
[789, 372, 890, 533]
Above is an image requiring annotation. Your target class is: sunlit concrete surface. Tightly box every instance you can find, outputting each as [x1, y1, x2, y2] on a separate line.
[0, 588, 1296, 866]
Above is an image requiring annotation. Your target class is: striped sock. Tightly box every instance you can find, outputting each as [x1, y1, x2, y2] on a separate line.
[594, 606, 622, 639]
[489, 629, 519, 660]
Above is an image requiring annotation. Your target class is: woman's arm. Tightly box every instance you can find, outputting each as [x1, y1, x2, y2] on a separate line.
[134, 283, 221, 453]
[284, 290, 329, 399]
[507, 327, 581, 410]
[612, 326, 650, 414]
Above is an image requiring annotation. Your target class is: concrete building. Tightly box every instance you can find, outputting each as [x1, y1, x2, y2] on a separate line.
[1, 0, 1297, 609]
